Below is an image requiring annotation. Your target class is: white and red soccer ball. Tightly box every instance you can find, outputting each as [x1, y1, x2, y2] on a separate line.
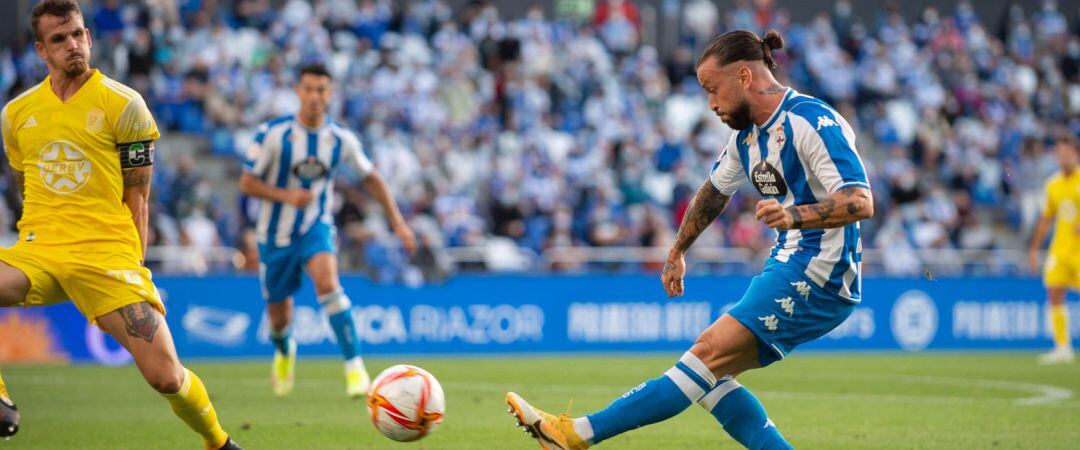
[366, 364, 445, 442]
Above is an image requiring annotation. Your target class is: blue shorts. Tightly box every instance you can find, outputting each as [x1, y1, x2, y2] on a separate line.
[258, 223, 338, 302]
[727, 260, 856, 367]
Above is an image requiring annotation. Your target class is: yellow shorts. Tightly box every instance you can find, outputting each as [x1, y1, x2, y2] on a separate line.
[0, 241, 164, 323]
[1044, 253, 1080, 288]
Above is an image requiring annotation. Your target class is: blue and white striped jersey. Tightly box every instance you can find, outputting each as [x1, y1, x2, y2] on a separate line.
[710, 89, 869, 301]
[244, 115, 374, 247]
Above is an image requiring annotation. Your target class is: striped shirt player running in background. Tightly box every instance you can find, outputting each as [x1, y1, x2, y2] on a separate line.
[1028, 133, 1079, 365]
[506, 30, 874, 450]
[240, 63, 416, 398]
[0, 1, 240, 448]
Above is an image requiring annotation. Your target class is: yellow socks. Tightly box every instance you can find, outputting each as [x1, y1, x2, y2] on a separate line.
[0, 369, 9, 402]
[163, 368, 229, 450]
[1050, 304, 1072, 350]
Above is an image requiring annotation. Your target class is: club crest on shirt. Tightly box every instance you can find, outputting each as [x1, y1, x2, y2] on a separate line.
[86, 109, 104, 133]
[292, 156, 328, 181]
[751, 160, 788, 198]
[774, 126, 785, 147]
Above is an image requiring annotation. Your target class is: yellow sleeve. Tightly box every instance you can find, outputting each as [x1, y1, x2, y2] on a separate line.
[113, 95, 160, 144]
[1043, 181, 1058, 218]
[0, 105, 20, 172]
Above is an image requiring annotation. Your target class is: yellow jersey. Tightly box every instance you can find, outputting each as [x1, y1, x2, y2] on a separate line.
[0, 69, 159, 255]
[1043, 169, 1080, 257]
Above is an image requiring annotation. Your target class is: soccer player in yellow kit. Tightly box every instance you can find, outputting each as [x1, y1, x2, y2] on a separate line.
[1029, 134, 1079, 365]
[0, 1, 241, 448]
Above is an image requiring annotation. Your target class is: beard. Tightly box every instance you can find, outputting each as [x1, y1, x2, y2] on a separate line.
[720, 99, 754, 130]
[61, 52, 90, 78]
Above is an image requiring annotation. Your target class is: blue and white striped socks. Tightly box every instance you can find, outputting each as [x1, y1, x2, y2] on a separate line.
[580, 351, 792, 449]
[698, 377, 793, 449]
[583, 352, 717, 445]
[318, 289, 361, 361]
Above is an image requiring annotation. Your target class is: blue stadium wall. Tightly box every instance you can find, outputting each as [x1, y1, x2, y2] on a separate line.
[2, 275, 1075, 365]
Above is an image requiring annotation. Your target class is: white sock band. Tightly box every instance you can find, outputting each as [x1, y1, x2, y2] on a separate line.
[318, 289, 352, 315]
[698, 376, 742, 411]
[663, 352, 717, 402]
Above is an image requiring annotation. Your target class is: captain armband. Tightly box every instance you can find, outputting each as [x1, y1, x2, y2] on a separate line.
[117, 140, 155, 169]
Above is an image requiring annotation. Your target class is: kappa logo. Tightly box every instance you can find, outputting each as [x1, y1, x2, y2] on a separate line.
[790, 281, 811, 299]
[759, 314, 778, 332]
[815, 115, 838, 130]
[764, 418, 776, 429]
[774, 297, 795, 316]
[743, 132, 755, 148]
[23, 115, 37, 129]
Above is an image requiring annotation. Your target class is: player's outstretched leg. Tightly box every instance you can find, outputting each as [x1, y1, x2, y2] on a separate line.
[267, 298, 297, 396]
[308, 253, 370, 397]
[506, 350, 716, 450]
[97, 303, 241, 450]
[507, 315, 792, 450]
[0, 369, 19, 438]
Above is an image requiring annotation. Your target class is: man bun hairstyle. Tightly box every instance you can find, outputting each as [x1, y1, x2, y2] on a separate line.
[697, 29, 785, 70]
[31, 0, 82, 42]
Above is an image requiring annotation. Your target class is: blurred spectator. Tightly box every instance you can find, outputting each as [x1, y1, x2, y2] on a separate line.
[1, 0, 1076, 277]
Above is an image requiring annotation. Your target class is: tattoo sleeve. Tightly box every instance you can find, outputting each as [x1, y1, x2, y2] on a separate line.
[122, 166, 152, 187]
[673, 181, 731, 252]
[121, 302, 159, 343]
[783, 186, 873, 229]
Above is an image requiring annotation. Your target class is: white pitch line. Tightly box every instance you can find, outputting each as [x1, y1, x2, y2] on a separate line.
[10, 371, 1076, 407]
[811, 372, 1075, 406]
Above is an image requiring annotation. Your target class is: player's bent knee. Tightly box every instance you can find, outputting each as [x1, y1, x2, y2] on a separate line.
[146, 368, 185, 394]
[312, 279, 341, 296]
[689, 318, 759, 377]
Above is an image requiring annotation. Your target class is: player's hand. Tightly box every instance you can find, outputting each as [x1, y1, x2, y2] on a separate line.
[284, 189, 314, 208]
[755, 199, 793, 230]
[1028, 250, 1040, 274]
[394, 222, 417, 255]
[661, 249, 686, 297]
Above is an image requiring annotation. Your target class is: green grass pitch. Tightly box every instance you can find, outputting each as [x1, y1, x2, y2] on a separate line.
[1, 353, 1078, 449]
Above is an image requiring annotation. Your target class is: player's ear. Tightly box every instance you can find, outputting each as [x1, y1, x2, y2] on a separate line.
[737, 65, 752, 91]
[85, 27, 92, 49]
[34, 40, 46, 61]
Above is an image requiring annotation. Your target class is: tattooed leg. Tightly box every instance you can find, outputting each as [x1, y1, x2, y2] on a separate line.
[121, 302, 160, 343]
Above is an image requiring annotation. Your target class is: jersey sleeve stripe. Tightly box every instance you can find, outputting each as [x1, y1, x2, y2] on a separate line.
[100, 78, 136, 101]
[834, 181, 870, 190]
[791, 104, 868, 186]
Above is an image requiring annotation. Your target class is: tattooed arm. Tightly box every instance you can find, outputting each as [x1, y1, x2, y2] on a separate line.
[662, 181, 732, 297]
[122, 166, 152, 263]
[755, 186, 874, 230]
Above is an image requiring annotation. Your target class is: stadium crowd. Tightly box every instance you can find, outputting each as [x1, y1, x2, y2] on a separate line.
[1, 0, 1078, 279]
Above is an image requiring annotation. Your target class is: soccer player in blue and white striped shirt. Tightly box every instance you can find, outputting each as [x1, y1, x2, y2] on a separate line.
[240, 63, 415, 398]
[507, 30, 874, 450]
